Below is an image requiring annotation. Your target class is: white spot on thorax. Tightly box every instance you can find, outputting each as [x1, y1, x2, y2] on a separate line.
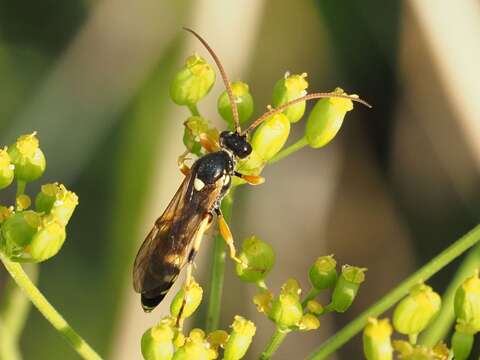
[194, 178, 205, 191]
[222, 174, 230, 187]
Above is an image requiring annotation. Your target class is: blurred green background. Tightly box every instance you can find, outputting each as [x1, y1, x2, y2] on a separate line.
[1, 0, 479, 359]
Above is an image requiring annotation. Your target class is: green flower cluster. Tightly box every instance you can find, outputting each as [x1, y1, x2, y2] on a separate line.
[141, 279, 256, 360]
[0, 133, 77, 263]
[243, 250, 366, 334]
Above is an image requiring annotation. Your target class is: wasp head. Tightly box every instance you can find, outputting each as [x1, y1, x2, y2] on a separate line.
[219, 131, 252, 159]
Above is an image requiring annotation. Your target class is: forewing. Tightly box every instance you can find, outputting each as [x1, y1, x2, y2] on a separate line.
[132, 171, 223, 300]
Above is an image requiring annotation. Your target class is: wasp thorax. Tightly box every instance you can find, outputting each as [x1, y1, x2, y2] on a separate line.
[219, 131, 252, 159]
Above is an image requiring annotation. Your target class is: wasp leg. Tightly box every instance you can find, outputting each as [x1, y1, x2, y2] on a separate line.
[199, 132, 220, 153]
[175, 214, 212, 328]
[215, 208, 249, 269]
[234, 171, 265, 185]
[177, 150, 191, 176]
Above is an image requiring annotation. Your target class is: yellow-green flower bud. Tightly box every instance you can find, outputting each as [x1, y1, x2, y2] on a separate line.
[170, 54, 215, 106]
[183, 116, 210, 156]
[47, 185, 78, 227]
[331, 265, 366, 313]
[305, 88, 355, 148]
[452, 323, 474, 360]
[272, 73, 309, 123]
[207, 330, 229, 350]
[1, 210, 40, 256]
[393, 341, 449, 360]
[35, 183, 60, 213]
[16, 194, 31, 211]
[253, 289, 273, 314]
[141, 321, 175, 360]
[172, 335, 215, 360]
[306, 300, 324, 315]
[234, 150, 265, 180]
[235, 236, 275, 283]
[393, 283, 441, 340]
[281, 278, 302, 299]
[26, 220, 66, 262]
[298, 313, 320, 331]
[363, 318, 393, 360]
[8, 132, 46, 182]
[173, 332, 186, 348]
[170, 280, 203, 318]
[269, 293, 303, 328]
[251, 113, 290, 162]
[309, 255, 337, 290]
[0, 206, 13, 224]
[224, 315, 256, 360]
[454, 270, 480, 332]
[218, 81, 254, 127]
[0, 147, 14, 189]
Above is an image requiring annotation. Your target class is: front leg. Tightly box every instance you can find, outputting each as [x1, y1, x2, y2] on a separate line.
[234, 171, 265, 185]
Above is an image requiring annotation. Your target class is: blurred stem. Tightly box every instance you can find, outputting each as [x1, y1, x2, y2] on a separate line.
[259, 327, 289, 360]
[268, 136, 308, 164]
[0, 253, 102, 360]
[306, 224, 480, 360]
[420, 242, 480, 346]
[205, 189, 235, 332]
[16, 180, 26, 197]
[188, 104, 200, 116]
[0, 265, 38, 360]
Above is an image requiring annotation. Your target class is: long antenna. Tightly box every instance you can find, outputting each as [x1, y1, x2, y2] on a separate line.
[183, 27, 241, 133]
[243, 92, 372, 135]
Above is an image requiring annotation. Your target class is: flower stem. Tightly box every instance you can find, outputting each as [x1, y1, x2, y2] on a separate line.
[306, 224, 480, 360]
[0, 265, 37, 360]
[259, 327, 289, 360]
[15, 180, 26, 198]
[419, 242, 480, 346]
[205, 189, 235, 332]
[188, 104, 201, 116]
[0, 252, 102, 360]
[268, 136, 308, 164]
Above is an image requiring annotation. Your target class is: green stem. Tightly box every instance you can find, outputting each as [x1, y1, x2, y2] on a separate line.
[306, 224, 480, 360]
[16, 180, 26, 197]
[420, 242, 480, 346]
[302, 288, 321, 308]
[188, 104, 200, 116]
[205, 189, 235, 332]
[259, 327, 289, 360]
[0, 253, 102, 360]
[0, 265, 38, 360]
[268, 136, 308, 164]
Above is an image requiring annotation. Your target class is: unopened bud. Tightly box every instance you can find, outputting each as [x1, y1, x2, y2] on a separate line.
[183, 116, 210, 156]
[269, 293, 303, 329]
[1, 210, 40, 257]
[281, 278, 302, 299]
[272, 73, 309, 123]
[218, 81, 254, 128]
[253, 289, 273, 314]
[8, 132, 46, 182]
[170, 54, 215, 106]
[16, 194, 31, 211]
[454, 270, 480, 332]
[309, 255, 337, 290]
[393, 283, 441, 341]
[170, 280, 203, 319]
[306, 300, 324, 315]
[224, 315, 256, 360]
[363, 318, 393, 360]
[451, 322, 474, 360]
[0, 206, 13, 224]
[331, 265, 366, 313]
[0, 147, 14, 189]
[141, 320, 175, 360]
[251, 113, 290, 162]
[298, 313, 320, 331]
[305, 88, 355, 148]
[26, 220, 66, 262]
[172, 333, 215, 360]
[235, 236, 275, 283]
[207, 330, 229, 350]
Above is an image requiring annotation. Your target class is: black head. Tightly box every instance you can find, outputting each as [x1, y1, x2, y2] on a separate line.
[219, 131, 252, 159]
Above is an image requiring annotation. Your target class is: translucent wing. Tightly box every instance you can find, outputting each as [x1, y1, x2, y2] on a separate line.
[132, 170, 222, 311]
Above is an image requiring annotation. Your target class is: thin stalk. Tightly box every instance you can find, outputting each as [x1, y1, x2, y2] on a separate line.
[0, 253, 102, 360]
[420, 242, 480, 346]
[205, 189, 235, 332]
[306, 224, 480, 360]
[15, 180, 26, 198]
[259, 327, 289, 360]
[268, 136, 308, 164]
[188, 104, 200, 116]
[0, 265, 37, 360]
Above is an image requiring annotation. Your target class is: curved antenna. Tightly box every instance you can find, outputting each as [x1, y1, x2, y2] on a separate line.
[243, 92, 372, 135]
[183, 27, 241, 133]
